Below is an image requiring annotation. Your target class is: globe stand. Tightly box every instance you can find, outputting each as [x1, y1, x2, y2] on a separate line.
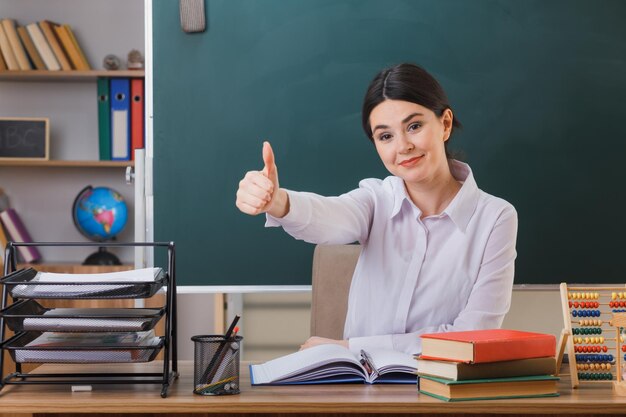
[82, 247, 122, 266]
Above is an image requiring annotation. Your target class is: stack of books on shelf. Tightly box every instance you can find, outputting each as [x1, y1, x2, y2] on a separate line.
[98, 77, 144, 161]
[416, 329, 558, 402]
[0, 18, 91, 71]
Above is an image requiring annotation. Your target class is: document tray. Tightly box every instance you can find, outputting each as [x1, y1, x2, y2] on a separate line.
[2, 331, 165, 364]
[1, 268, 167, 299]
[0, 300, 166, 333]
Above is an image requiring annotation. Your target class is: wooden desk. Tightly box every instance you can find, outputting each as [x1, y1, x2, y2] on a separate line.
[0, 361, 625, 416]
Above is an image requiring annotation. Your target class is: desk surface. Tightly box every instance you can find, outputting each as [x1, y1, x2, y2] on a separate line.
[0, 361, 625, 415]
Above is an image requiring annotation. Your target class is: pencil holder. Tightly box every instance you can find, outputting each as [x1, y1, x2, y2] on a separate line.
[192, 334, 243, 395]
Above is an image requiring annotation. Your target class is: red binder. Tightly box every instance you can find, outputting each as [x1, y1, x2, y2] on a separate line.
[130, 78, 145, 160]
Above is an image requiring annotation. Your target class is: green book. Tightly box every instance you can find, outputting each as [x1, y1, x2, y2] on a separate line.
[418, 374, 559, 402]
[97, 77, 111, 160]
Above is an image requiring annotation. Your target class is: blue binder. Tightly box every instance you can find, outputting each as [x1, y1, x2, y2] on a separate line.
[110, 78, 131, 160]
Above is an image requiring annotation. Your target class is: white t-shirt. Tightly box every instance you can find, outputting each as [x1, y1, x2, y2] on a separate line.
[266, 160, 518, 355]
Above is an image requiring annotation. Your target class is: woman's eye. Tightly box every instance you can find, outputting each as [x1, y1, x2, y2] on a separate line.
[408, 122, 422, 131]
[378, 133, 392, 141]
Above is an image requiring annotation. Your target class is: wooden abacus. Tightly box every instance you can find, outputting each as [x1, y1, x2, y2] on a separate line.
[559, 283, 626, 388]
[609, 312, 626, 395]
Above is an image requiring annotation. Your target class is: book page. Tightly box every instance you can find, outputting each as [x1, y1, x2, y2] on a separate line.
[250, 344, 366, 384]
[35, 267, 162, 283]
[367, 348, 417, 380]
[23, 317, 145, 331]
[14, 267, 163, 297]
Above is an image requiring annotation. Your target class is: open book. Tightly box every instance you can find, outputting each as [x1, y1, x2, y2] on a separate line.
[250, 344, 417, 385]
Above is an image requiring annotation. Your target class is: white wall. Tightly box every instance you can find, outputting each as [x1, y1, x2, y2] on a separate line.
[173, 289, 565, 362]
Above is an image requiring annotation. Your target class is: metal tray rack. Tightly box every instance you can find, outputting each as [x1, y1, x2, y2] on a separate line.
[0, 242, 178, 398]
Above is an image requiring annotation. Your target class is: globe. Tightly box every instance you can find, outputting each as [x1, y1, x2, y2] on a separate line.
[72, 186, 128, 265]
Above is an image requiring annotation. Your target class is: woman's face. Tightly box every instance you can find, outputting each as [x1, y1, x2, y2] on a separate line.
[369, 99, 452, 185]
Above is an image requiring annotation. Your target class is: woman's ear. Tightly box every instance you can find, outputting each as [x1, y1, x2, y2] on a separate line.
[441, 108, 453, 142]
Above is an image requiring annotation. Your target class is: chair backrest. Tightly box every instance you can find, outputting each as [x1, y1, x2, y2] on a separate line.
[310, 244, 361, 340]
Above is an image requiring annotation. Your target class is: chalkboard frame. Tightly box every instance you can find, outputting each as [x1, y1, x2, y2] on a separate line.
[0, 117, 49, 161]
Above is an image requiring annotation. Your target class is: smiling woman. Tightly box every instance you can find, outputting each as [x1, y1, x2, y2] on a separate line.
[235, 63, 518, 355]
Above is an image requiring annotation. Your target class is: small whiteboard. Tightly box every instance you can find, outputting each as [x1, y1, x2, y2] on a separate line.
[0, 117, 49, 160]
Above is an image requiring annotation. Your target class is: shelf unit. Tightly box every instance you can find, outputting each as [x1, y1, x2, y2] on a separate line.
[0, 160, 134, 167]
[0, 70, 145, 82]
[0, 242, 178, 398]
[0, 0, 145, 268]
[1, 73, 143, 268]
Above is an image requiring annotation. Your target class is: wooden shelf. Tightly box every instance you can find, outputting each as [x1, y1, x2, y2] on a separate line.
[0, 70, 144, 82]
[0, 160, 134, 168]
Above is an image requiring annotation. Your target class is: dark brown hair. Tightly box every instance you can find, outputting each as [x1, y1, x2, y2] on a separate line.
[362, 63, 461, 158]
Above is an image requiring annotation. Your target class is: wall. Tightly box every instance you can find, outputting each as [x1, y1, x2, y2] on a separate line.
[0, 0, 144, 263]
[170, 289, 564, 362]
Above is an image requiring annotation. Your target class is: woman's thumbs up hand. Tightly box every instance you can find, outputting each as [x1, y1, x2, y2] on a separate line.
[236, 141, 289, 217]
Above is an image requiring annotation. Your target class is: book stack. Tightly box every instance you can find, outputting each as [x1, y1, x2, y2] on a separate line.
[0, 18, 91, 71]
[416, 329, 559, 402]
[98, 77, 145, 161]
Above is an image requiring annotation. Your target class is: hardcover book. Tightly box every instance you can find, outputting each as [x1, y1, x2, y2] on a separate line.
[26, 22, 60, 70]
[418, 374, 559, 402]
[420, 329, 556, 363]
[38, 20, 71, 70]
[416, 356, 557, 381]
[16, 25, 46, 70]
[1, 19, 31, 70]
[0, 208, 41, 263]
[250, 344, 417, 385]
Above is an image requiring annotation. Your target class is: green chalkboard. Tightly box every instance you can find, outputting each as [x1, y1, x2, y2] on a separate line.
[153, 0, 626, 286]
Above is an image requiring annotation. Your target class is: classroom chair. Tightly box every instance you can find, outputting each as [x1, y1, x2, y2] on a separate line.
[310, 244, 361, 340]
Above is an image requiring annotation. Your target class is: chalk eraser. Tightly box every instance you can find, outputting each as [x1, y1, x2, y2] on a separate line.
[71, 385, 92, 392]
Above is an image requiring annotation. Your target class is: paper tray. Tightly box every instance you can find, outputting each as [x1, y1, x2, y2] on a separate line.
[0, 300, 166, 333]
[1, 331, 165, 364]
[0, 268, 167, 299]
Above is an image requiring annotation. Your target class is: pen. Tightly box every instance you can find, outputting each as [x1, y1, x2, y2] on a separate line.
[201, 315, 240, 383]
[360, 349, 378, 379]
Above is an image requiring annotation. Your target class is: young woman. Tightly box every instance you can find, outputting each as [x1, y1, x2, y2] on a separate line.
[235, 63, 518, 355]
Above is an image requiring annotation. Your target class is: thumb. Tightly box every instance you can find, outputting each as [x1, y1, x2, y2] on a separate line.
[262, 141, 277, 180]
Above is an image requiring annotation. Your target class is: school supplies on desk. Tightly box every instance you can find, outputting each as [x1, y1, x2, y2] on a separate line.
[5, 330, 161, 363]
[420, 329, 556, 363]
[418, 374, 559, 402]
[249, 344, 417, 385]
[1, 267, 165, 299]
[0, 299, 165, 332]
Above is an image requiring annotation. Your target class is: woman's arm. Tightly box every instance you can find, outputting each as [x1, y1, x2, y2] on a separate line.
[236, 141, 375, 244]
[266, 187, 375, 245]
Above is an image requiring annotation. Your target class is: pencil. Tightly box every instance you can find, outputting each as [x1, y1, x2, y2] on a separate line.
[200, 315, 240, 383]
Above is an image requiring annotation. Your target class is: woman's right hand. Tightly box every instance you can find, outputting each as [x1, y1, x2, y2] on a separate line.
[236, 141, 289, 218]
